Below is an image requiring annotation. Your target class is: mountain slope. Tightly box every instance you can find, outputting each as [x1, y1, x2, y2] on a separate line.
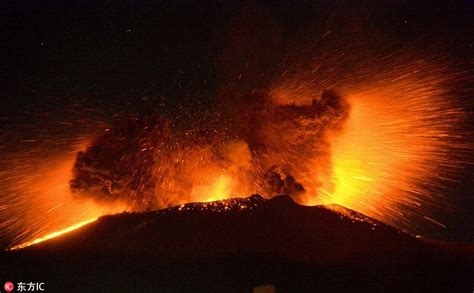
[2, 195, 472, 292]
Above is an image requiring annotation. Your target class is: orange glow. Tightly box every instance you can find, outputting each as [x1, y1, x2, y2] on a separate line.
[8, 218, 97, 251]
[266, 53, 470, 233]
[192, 175, 234, 202]
[2, 143, 130, 250]
[316, 78, 467, 228]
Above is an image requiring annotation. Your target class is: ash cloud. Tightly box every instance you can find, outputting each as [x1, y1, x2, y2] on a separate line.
[70, 89, 349, 210]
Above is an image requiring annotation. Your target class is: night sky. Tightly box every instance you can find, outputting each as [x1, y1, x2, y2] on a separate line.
[1, 0, 473, 241]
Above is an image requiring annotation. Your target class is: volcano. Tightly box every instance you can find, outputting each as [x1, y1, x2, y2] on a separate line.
[2, 195, 472, 292]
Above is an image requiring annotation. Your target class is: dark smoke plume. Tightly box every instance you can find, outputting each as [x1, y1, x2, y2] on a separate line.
[70, 90, 349, 210]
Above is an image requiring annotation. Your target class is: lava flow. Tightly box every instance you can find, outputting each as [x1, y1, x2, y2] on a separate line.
[0, 143, 129, 250]
[7, 218, 97, 251]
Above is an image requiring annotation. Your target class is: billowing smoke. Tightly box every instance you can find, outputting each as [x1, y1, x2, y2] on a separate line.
[70, 90, 349, 210]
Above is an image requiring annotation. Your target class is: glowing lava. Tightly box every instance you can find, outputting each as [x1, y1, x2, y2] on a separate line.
[8, 218, 97, 251]
[192, 175, 234, 203]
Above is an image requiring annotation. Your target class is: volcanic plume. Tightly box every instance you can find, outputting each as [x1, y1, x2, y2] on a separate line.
[70, 90, 349, 210]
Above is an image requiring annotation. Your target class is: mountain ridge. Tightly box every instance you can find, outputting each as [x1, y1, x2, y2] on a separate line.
[2, 194, 472, 291]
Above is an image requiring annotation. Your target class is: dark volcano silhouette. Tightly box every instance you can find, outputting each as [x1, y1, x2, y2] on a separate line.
[1, 195, 472, 292]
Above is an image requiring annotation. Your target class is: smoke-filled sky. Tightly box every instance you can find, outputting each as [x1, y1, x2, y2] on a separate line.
[1, 0, 473, 246]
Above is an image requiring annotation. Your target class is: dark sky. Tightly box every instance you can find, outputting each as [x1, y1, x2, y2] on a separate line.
[2, 1, 472, 104]
[0, 0, 473, 241]
[1, 1, 472, 98]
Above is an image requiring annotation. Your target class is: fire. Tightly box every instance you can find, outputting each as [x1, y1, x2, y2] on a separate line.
[192, 175, 233, 202]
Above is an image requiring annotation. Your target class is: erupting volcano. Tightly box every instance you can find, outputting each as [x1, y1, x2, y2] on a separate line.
[3, 30, 473, 251]
[1, 0, 473, 291]
[67, 53, 471, 238]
